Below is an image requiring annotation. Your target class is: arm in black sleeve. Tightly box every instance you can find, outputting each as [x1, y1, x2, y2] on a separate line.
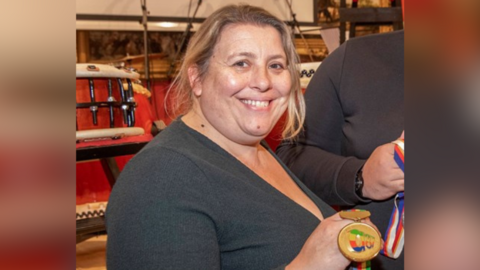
[277, 43, 368, 206]
[106, 147, 221, 270]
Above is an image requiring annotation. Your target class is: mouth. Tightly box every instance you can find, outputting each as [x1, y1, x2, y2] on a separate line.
[240, 99, 271, 108]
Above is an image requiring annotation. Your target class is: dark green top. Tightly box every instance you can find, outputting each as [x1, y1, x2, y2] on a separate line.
[106, 119, 337, 270]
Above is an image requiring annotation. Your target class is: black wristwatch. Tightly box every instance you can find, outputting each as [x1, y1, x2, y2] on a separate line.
[355, 168, 364, 197]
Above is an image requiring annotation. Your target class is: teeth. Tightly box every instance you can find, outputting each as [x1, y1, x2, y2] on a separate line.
[241, 100, 269, 107]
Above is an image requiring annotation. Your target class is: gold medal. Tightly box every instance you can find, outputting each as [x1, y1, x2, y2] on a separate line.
[337, 210, 382, 262]
[339, 210, 371, 221]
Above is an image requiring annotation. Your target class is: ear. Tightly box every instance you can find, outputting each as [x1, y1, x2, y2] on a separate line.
[188, 65, 202, 97]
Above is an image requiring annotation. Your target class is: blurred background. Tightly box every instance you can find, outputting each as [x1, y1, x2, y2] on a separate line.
[74, 4, 403, 269]
[0, 0, 479, 269]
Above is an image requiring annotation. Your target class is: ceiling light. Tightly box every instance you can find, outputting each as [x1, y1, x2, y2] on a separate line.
[156, 22, 179, 28]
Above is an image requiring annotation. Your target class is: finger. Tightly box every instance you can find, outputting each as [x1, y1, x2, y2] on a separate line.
[378, 144, 396, 160]
[391, 176, 405, 183]
[382, 142, 396, 153]
[383, 178, 404, 194]
[330, 213, 357, 224]
[394, 179, 404, 192]
[400, 130, 404, 139]
[328, 213, 343, 221]
[390, 167, 405, 178]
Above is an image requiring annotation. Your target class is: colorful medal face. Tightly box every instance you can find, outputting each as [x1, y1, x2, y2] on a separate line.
[338, 222, 382, 262]
[338, 210, 381, 262]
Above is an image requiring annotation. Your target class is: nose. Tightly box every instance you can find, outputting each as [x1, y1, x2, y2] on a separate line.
[250, 66, 271, 92]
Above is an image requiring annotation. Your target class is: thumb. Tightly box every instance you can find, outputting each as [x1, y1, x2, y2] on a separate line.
[400, 130, 404, 140]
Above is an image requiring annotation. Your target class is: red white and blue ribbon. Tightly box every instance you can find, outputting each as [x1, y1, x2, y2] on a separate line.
[380, 139, 404, 259]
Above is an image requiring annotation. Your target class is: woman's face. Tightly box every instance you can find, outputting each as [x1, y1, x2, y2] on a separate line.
[190, 23, 291, 146]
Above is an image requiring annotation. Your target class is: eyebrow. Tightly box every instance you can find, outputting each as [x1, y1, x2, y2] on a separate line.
[227, 52, 286, 61]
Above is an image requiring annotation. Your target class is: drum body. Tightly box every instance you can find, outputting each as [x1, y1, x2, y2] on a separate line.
[76, 64, 155, 239]
[76, 64, 148, 141]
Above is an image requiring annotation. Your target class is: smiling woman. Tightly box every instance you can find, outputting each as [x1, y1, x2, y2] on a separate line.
[183, 23, 292, 146]
[105, 4, 378, 270]
[167, 4, 305, 141]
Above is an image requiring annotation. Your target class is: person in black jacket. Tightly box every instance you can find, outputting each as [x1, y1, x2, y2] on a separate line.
[277, 30, 405, 270]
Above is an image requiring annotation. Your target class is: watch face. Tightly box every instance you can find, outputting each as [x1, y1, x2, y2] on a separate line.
[355, 170, 364, 191]
[355, 180, 362, 191]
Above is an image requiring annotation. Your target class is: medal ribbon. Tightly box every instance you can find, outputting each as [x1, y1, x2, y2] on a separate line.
[353, 260, 371, 270]
[380, 139, 404, 259]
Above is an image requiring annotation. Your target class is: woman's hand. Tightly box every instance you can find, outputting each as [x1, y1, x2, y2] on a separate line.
[286, 213, 379, 270]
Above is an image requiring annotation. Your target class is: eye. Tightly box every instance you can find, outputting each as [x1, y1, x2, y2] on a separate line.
[269, 63, 285, 70]
[233, 61, 249, 68]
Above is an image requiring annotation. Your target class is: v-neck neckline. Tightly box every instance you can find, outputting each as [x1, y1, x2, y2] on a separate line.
[178, 118, 324, 221]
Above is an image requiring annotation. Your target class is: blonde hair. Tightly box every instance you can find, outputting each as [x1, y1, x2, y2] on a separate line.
[167, 4, 305, 139]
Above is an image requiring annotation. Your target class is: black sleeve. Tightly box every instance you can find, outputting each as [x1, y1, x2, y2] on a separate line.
[277, 43, 368, 206]
[106, 147, 221, 270]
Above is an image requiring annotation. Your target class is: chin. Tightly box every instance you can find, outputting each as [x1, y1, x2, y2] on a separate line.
[246, 129, 271, 140]
[238, 120, 276, 142]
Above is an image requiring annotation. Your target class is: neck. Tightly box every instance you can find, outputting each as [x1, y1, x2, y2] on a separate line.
[182, 110, 264, 165]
